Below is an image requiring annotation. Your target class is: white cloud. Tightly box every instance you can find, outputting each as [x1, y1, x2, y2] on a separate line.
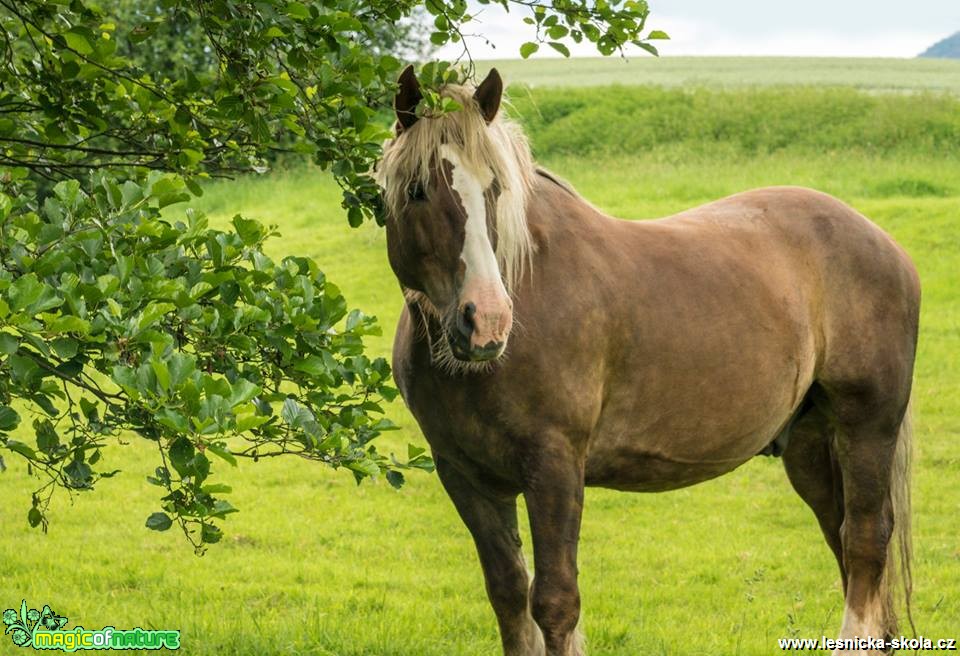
[435, 3, 951, 60]
[650, 15, 943, 57]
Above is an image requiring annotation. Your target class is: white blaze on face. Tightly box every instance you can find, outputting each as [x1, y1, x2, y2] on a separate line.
[441, 144, 513, 352]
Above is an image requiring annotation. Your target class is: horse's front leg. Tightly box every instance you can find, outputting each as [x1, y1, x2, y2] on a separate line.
[524, 440, 586, 656]
[436, 456, 545, 656]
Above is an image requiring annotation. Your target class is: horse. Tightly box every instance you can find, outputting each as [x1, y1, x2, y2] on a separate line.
[376, 66, 920, 656]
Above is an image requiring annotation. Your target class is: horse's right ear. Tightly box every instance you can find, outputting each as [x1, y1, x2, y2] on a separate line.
[474, 68, 503, 123]
[395, 65, 422, 132]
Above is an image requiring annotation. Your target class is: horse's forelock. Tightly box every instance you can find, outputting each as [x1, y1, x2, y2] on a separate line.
[377, 83, 536, 291]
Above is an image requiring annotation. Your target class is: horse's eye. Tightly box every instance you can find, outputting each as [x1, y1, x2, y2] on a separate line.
[407, 182, 426, 201]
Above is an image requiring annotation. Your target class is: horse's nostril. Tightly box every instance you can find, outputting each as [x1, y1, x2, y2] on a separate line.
[457, 302, 476, 339]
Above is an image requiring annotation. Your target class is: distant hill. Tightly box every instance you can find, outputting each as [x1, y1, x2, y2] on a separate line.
[920, 32, 960, 58]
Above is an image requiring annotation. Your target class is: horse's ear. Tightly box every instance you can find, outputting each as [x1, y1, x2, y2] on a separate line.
[395, 65, 422, 132]
[474, 68, 503, 123]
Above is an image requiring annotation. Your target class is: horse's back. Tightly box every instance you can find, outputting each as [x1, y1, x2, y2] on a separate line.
[664, 185, 917, 286]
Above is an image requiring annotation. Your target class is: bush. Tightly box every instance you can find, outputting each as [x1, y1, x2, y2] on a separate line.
[509, 85, 960, 158]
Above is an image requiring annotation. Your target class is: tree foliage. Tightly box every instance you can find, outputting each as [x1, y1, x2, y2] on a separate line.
[0, 0, 662, 551]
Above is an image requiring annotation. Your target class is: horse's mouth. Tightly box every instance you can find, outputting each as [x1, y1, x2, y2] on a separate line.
[447, 333, 505, 362]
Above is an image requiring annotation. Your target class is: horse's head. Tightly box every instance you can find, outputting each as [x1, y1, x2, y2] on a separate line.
[378, 66, 533, 364]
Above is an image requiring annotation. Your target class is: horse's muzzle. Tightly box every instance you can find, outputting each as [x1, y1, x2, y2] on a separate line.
[448, 301, 509, 362]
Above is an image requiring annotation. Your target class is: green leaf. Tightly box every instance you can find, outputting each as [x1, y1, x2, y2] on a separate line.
[231, 215, 264, 246]
[53, 179, 83, 208]
[548, 42, 571, 57]
[281, 398, 313, 427]
[293, 355, 328, 378]
[145, 512, 173, 531]
[200, 523, 222, 544]
[50, 337, 79, 359]
[228, 378, 261, 407]
[168, 437, 195, 478]
[138, 302, 176, 331]
[35, 421, 60, 454]
[9, 274, 61, 313]
[285, 2, 310, 20]
[178, 149, 204, 168]
[647, 30, 670, 40]
[520, 42, 540, 59]
[637, 41, 660, 56]
[0, 193, 11, 220]
[8, 355, 41, 388]
[209, 499, 238, 519]
[167, 352, 196, 389]
[46, 315, 90, 335]
[234, 413, 270, 432]
[156, 408, 189, 433]
[64, 459, 92, 487]
[0, 334, 18, 355]
[347, 206, 363, 228]
[152, 360, 171, 392]
[206, 443, 237, 467]
[63, 30, 94, 55]
[192, 452, 210, 483]
[0, 406, 21, 431]
[386, 470, 405, 489]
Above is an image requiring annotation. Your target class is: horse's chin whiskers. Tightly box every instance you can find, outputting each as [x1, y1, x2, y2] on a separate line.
[403, 286, 512, 376]
[429, 335, 497, 376]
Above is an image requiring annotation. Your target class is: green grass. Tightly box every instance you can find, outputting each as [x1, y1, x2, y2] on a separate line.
[2, 76, 959, 655]
[481, 56, 960, 93]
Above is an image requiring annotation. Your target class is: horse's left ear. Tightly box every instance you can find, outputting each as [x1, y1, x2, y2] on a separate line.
[474, 68, 503, 123]
[395, 64, 422, 132]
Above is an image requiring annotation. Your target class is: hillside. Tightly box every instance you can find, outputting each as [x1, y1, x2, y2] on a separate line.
[920, 31, 960, 59]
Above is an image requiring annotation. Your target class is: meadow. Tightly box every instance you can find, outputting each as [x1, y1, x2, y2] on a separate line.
[482, 56, 960, 92]
[1, 58, 958, 655]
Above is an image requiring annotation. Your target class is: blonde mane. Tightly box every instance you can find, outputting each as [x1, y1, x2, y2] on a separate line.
[376, 83, 536, 291]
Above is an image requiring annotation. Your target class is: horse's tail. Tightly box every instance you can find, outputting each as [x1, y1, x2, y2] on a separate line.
[884, 397, 915, 636]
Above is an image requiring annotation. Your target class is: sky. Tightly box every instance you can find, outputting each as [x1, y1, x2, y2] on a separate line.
[435, 0, 960, 59]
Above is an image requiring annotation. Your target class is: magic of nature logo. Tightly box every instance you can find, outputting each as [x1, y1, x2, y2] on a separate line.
[3, 601, 180, 651]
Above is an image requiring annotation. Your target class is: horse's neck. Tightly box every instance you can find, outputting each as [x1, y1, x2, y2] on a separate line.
[524, 170, 607, 243]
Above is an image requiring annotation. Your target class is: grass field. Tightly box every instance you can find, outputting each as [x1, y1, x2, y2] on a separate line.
[481, 56, 960, 93]
[1, 58, 959, 655]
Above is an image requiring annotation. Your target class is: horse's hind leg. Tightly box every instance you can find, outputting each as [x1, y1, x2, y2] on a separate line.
[782, 401, 846, 585]
[821, 384, 911, 656]
[436, 457, 545, 656]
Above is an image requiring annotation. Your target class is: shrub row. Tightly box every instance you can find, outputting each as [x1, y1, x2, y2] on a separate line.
[506, 85, 960, 157]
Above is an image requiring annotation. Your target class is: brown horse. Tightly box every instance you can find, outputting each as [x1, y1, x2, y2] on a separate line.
[376, 66, 920, 656]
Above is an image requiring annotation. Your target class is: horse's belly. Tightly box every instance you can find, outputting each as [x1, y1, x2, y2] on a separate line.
[583, 406, 794, 492]
[584, 445, 754, 492]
